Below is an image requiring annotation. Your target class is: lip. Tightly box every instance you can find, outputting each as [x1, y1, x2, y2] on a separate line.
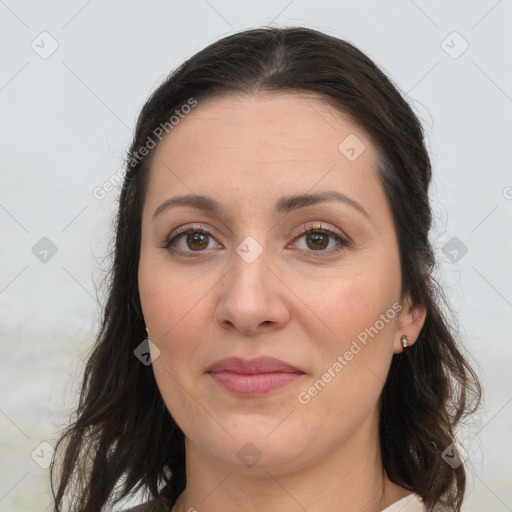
[206, 356, 305, 396]
[206, 356, 303, 374]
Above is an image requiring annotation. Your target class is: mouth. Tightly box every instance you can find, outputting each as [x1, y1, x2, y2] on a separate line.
[206, 356, 305, 396]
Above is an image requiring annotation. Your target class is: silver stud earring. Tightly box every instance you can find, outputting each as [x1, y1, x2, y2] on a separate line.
[401, 335, 409, 350]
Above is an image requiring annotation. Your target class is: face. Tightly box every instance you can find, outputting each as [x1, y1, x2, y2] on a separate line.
[138, 92, 424, 472]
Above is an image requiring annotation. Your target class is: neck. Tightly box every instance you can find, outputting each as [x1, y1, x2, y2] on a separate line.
[172, 409, 410, 512]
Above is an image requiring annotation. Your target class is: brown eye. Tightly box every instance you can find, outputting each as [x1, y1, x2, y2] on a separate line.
[184, 232, 209, 251]
[305, 232, 329, 251]
[164, 225, 221, 257]
[293, 225, 349, 255]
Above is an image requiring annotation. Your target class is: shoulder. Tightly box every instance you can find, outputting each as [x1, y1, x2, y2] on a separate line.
[382, 494, 452, 512]
[381, 494, 425, 512]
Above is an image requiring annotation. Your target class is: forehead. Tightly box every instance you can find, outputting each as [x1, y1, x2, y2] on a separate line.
[152, 91, 376, 165]
[144, 91, 389, 227]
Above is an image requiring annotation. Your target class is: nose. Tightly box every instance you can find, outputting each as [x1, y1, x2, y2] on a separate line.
[215, 245, 291, 336]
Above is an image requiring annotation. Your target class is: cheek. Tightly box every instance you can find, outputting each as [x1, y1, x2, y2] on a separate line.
[296, 261, 400, 418]
[303, 261, 400, 348]
[138, 258, 213, 376]
[151, 359, 205, 439]
[138, 257, 214, 345]
[138, 263, 209, 424]
[144, 279, 207, 432]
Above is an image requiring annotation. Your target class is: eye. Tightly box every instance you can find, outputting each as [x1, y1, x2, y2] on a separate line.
[291, 223, 349, 255]
[162, 222, 350, 258]
[163, 224, 221, 257]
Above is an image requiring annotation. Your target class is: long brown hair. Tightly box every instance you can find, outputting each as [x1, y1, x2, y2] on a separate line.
[51, 26, 481, 511]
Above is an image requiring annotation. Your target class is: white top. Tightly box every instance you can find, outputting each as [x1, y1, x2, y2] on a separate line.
[381, 494, 425, 511]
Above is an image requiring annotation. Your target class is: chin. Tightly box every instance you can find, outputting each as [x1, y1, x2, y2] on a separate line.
[188, 417, 312, 470]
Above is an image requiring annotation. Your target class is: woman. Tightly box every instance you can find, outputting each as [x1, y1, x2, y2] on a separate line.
[51, 27, 481, 512]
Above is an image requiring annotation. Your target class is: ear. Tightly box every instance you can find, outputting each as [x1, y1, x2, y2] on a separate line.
[393, 296, 427, 354]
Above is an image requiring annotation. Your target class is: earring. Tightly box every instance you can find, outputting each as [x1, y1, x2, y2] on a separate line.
[401, 335, 409, 350]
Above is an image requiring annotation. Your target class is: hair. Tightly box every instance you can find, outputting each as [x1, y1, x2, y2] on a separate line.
[51, 26, 481, 512]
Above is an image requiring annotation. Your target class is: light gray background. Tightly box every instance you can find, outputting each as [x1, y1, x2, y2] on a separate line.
[1, 1, 511, 510]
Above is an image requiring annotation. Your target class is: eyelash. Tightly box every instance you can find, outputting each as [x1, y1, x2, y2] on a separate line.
[162, 223, 350, 258]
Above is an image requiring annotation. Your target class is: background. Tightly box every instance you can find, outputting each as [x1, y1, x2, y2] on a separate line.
[1, 1, 511, 510]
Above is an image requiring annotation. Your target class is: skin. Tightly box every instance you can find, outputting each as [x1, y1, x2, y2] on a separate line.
[138, 92, 427, 512]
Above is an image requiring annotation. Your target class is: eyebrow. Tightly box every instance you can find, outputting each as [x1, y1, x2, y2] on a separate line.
[152, 191, 371, 222]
